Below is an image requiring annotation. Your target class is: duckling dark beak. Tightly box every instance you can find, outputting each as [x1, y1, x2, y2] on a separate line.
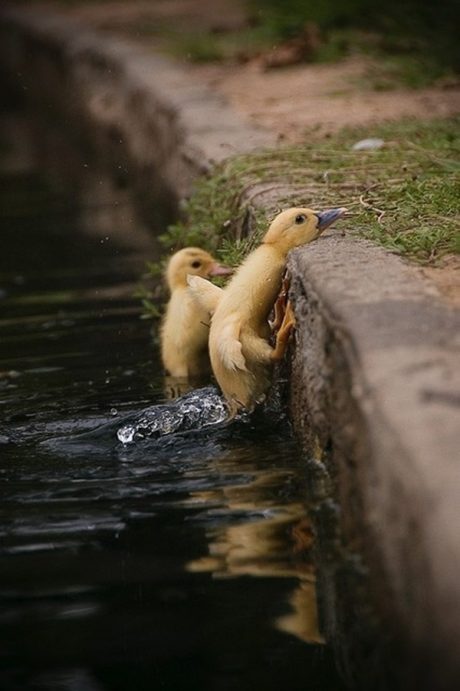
[208, 263, 233, 277]
[315, 207, 347, 233]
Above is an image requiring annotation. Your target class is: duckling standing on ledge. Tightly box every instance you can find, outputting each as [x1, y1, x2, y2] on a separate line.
[161, 248, 232, 379]
[203, 207, 346, 414]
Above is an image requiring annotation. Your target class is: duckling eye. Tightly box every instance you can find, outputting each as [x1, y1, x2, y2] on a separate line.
[295, 214, 306, 225]
[191, 260, 202, 269]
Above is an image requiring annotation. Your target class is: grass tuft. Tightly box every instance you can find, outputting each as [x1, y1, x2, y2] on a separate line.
[141, 117, 459, 317]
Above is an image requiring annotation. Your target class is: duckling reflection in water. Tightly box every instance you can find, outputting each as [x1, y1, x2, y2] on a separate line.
[160, 247, 231, 389]
[184, 459, 323, 645]
[189, 207, 346, 415]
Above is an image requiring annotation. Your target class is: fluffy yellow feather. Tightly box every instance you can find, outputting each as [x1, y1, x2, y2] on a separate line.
[160, 247, 231, 379]
[207, 207, 346, 413]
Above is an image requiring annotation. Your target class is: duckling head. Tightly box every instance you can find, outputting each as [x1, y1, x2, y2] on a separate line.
[263, 207, 347, 255]
[165, 247, 231, 291]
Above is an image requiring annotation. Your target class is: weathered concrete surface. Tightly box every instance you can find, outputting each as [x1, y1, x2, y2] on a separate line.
[0, 7, 275, 205]
[289, 237, 460, 689]
[1, 6, 460, 690]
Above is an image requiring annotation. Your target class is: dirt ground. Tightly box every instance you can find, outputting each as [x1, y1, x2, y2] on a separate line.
[23, 0, 460, 302]
[34, 0, 460, 139]
[196, 59, 460, 141]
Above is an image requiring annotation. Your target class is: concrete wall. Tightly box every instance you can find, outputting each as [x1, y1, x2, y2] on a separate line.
[288, 239, 460, 689]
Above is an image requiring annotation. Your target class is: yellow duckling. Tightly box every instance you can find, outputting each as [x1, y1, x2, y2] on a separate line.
[161, 247, 231, 379]
[202, 207, 346, 413]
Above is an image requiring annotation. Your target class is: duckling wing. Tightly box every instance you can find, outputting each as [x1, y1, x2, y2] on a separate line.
[217, 314, 248, 372]
[187, 275, 223, 315]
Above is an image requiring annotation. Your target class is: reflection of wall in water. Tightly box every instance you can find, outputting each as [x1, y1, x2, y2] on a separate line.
[78, 171, 153, 251]
[1, 108, 159, 255]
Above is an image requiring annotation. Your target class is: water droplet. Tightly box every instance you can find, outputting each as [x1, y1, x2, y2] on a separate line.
[117, 426, 135, 444]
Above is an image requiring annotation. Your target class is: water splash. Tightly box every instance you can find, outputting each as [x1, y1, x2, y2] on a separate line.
[117, 387, 229, 444]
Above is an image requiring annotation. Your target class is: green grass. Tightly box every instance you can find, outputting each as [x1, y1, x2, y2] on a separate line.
[141, 118, 459, 317]
[151, 24, 278, 65]
[155, 25, 456, 88]
[352, 52, 456, 90]
[250, 0, 459, 73]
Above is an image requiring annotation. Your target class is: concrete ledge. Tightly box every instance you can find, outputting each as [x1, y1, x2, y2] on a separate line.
[289, 237, 460, 689]
[1, 7, 459, 690]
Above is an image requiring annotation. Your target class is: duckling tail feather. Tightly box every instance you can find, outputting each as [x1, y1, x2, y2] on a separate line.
[187, 275, 223, 314]
[216, 315, 248, 372]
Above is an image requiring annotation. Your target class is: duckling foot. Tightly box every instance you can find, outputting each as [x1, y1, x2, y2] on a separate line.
[269, 275, 290, 333]
[271, 301, 296, 362]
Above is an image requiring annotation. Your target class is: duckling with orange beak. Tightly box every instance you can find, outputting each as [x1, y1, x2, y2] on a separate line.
[204, 207, 346, 414]
[160, 247, 231, 379]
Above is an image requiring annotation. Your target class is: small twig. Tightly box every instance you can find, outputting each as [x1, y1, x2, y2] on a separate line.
[359, 195, 386, 223]
[428, 247, 438, 262]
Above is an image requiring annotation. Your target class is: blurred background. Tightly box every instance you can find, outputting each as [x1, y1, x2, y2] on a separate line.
[14, 0, 459, 78]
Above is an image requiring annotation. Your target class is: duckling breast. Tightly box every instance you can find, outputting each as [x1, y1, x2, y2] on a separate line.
[161, 290, 211, 377]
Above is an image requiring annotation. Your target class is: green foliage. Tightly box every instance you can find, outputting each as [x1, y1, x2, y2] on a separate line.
[165, 23, 278, 64]
[170, 33, 224, 63]
[133, 284, 162, 320]
[355, 53, 455, 91]
[251, 0, 459, 71]
[141, 117, 459, 317]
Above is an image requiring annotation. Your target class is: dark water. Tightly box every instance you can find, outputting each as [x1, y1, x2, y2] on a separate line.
[0, 108, 346, 691]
